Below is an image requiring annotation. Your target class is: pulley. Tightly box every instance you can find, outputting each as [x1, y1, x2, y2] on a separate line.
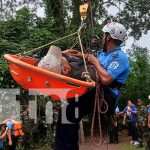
[79, 3, 89, 20]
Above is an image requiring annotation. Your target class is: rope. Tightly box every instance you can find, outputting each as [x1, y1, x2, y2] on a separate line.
[89, 0, 95, 35]
[17, 31, 79, 56]
[70, 38, 79, 49]
[90, 70, 108, 146]
[77, 24, 88, 74]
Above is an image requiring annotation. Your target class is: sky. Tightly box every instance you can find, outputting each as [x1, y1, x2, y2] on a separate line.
[36, 4, 150, 51]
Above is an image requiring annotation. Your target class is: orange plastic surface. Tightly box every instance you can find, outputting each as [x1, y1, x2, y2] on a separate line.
[4, 54, 95, 100]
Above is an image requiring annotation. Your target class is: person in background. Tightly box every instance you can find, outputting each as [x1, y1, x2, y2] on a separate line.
[2, 112, 24, 150]
[137, 99, 147, 148]
[21, 105, 34, 150]
[54, 22, 130, 150]
[144, 104, 150, 150]
[123, 100, 139, 146]
[0, 124, 8, 150]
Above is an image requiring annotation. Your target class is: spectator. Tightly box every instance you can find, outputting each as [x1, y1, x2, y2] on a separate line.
[2, 112, 24, 150]
[137, 99, 147, 148]
[0, 124, 8, 150]
[123, 100, 139, 146]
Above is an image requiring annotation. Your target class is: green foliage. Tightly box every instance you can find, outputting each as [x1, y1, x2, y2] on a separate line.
[124, 46, 150, 103]
[0, 0, 149, 149]
[122, 144, 144, 150]
[121, 0, 150, 38]
[0, 55, 18, 88]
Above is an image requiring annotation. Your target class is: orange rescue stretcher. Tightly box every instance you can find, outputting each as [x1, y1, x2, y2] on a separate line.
[4, 54, 95, 100]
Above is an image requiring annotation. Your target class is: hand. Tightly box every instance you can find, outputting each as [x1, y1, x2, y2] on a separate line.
[127, 107, 132, 112]
[63, 49, 82, 57]
[6, 127, 8, 131]
[87, 54, 98, 64]
[148, 124, 150, 128]
[9, 140, 12, 146]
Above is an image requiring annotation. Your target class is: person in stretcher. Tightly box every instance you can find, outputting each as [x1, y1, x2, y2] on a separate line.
[37, 45, 96, 82]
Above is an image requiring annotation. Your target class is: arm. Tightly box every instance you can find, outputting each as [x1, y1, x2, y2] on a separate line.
[87, 54, 113, 85]
[7, 129, 12, 146]
[130, 110, 138, 114]
[0, 127, 8, 139]
[148, 113, 150, 128]
[128, 107, 138, 114]
[118, 111, 125, 116]
[123, 113, 127, 125]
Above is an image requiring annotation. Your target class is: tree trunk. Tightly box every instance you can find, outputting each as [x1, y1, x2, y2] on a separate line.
[44, 0, 65, 32]
[71, 0, 80, 26]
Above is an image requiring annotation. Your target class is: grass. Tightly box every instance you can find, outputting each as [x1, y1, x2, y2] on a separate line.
[122, 144, 145, 150]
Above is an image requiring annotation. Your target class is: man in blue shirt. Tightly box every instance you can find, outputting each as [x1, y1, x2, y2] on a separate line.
[55, 22, 130, 150]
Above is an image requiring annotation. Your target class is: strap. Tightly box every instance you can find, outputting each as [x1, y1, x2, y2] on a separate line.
[12, 128, 22, 131]
[109, 81, 125, 89]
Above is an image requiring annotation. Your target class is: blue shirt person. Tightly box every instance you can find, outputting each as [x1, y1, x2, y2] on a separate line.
[96, 46, 130, 95]
[55, 22, 130, 150]
[123, 105, 138, 122]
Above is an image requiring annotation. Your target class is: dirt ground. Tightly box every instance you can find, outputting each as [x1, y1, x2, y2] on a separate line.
[80, 130, 133, 150]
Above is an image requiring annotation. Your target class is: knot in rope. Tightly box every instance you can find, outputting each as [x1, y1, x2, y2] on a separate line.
[81, 72, 92, 82]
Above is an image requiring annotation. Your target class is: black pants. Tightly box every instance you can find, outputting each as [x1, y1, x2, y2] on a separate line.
[127, 122, 132, 136]
[109, 119, 118, 143]
[23, 132, 31, 150]
[7, 135, 19, 150]
[130, 122, 138, 141]
[54, 87, 118, 150]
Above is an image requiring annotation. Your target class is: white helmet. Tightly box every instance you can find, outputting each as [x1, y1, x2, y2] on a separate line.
[102, 22, 126, 42]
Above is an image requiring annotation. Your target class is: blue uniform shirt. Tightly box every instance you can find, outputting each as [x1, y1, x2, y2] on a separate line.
[97, 46, 130, 83]
[148, 107, 150, 113]
[123, 106, 138, 122]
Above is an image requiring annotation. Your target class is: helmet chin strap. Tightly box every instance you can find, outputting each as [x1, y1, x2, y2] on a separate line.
[103, 35, 108, 52]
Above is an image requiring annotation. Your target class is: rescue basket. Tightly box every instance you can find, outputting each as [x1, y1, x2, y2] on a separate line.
[4, 54, 95, 100]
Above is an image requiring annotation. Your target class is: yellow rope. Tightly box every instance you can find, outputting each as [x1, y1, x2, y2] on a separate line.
[77, 24, 92, 82]
[17, 31, 79, 56]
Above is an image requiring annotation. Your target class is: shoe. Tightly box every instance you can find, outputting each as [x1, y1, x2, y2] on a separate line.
[133, 141, 140, 146]
[130, 141, 135, 144]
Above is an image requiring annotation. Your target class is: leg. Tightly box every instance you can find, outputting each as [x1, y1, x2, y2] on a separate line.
[131, 122, 138, 142]
[138, 125, 143, 147]
[7, 135, 19, 150]
[109, 129, 114, 144]
[54, 88, 95, 150]
[128, 122, 132, 137]
[113, 125, 119, 144]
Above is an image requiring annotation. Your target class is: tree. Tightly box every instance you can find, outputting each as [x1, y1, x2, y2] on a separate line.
[125, 46, 150, 102]
[0, 0, 43, 20]
[44, 0, 65, 33]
